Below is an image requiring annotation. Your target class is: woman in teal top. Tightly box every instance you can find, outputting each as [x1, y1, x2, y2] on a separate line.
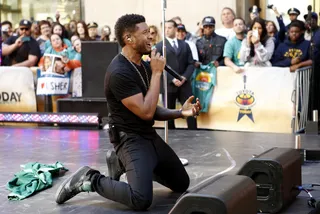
[44, 23, 72, 51]
[39, 34, 81, 73]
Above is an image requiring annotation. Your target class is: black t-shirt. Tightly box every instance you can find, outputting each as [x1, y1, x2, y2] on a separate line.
[3, 36, 41, 66]
[104, 54, 155, 136]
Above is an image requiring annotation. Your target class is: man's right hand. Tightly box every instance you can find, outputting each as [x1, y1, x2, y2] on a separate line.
[14, 36, 23, 48]
[291, 57, 301, 65]
[150, 49, 165, 75]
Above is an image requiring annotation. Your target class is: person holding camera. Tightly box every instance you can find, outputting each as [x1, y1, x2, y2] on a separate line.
[2, 19, 40, 67]
[239, 17, 275, 67]
[267, 5, 286, 48]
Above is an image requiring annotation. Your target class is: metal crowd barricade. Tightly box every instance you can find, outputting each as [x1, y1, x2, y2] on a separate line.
[293, 66, 312, 133]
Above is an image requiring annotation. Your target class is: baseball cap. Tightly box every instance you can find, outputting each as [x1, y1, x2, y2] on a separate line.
[177, 24, 186, 32]
[202, 16, 215, 26]
[19, 19, 32, 28]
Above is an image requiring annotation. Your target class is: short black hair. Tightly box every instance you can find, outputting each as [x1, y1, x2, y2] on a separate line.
[1, 21, 12, 28]
[289, 20, 306, 31]
[166, 19, 177, 28]
[114, 14, 146, 47]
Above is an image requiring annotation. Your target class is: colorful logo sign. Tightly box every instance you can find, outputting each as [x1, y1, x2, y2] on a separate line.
[195, 72, 212, 91]
[235, 75, 256, 122]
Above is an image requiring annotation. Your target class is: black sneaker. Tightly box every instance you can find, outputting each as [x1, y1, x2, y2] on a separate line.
[55, 166, 99, 204]
[106, 150, 125, 181]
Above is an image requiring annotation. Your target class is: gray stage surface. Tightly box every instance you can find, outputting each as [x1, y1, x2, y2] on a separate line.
[0, 127, 319, 214]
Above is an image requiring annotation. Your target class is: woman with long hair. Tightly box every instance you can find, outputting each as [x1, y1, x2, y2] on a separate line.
[76, 21, 91, 41]
[239, 17, 275, 67]
[149, 25, 161, 46]
[44, 22, 72, 51]
[266, 21, 278, 38]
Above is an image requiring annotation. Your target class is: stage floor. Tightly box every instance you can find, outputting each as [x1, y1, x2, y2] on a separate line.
[0, 127, 320, 214]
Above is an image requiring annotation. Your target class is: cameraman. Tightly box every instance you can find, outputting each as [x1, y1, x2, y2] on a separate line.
[304, 12, 319, 41]
[2, 19, 40, 67]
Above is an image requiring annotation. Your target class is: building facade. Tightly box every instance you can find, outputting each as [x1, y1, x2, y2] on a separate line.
[0, 0, 317, 37]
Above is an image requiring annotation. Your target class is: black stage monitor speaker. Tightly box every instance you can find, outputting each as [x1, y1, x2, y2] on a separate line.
[237, 147, 301, 213]
[169, 175, 257, 214]
[81, 41, 120, 98]
[57, 97, 108, 118]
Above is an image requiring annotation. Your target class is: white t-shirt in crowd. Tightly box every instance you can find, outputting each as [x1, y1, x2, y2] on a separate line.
[215, 27, 236, 40]
[186, 40, 199, 61]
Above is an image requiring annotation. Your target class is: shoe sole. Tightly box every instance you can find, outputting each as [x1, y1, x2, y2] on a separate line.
[55, 166, 89, 204]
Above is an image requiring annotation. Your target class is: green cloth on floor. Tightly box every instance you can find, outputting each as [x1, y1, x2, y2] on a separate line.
[6, 162, 68, 201]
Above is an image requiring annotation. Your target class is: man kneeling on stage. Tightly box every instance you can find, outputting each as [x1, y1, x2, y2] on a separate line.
[55, 14, 202, 210]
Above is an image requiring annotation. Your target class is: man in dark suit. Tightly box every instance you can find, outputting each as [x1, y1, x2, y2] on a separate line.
[155, 19, 197, 130]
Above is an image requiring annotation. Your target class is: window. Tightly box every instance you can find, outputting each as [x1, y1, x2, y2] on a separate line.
[0, 0, 82, 27]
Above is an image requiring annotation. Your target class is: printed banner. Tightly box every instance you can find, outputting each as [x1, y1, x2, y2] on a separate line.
[0, 67, 37, 112]
[155, 66, 295, 133]
[36, 54, 71, 95]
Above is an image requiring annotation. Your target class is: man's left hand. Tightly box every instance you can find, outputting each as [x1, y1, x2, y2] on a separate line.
[181, 96, 202, 118]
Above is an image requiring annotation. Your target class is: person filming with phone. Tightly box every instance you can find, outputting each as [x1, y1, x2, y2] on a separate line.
[2, 19, 40, 67]
[239, 17, 275, 67]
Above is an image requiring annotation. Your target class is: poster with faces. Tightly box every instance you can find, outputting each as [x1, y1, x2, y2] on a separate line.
[41, 53, 67, 76]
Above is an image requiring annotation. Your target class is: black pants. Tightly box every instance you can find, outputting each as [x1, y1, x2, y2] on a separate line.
[165, 83, 197, 130]
[91, 131, 190, 211]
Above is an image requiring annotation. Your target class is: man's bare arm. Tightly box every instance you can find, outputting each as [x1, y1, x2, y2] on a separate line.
[14, 55, 38, 67]
[153, 106, 182, 121]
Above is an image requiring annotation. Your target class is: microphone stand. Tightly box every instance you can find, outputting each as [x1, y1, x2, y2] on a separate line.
[161, 0, 168, 143]
[161, 0, 188, 166]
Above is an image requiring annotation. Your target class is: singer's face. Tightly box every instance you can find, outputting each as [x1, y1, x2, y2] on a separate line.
[131, 22, 153, 55]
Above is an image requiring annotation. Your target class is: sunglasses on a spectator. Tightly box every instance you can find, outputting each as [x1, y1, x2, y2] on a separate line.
[20, 28, 30, 31]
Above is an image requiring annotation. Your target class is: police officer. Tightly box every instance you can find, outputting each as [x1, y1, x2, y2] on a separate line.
[285, 8, 301, 34]
[196, 16, 227, 67]
[247, 5, 262, 30]
[288, 8, 300, 22]
[249, 5, 262, 21]
[87, 22, 101, 41]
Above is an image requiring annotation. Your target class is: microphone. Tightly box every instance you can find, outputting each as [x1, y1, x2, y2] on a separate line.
[150, 47, 184, 81]
[164, 64, 184, 81]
